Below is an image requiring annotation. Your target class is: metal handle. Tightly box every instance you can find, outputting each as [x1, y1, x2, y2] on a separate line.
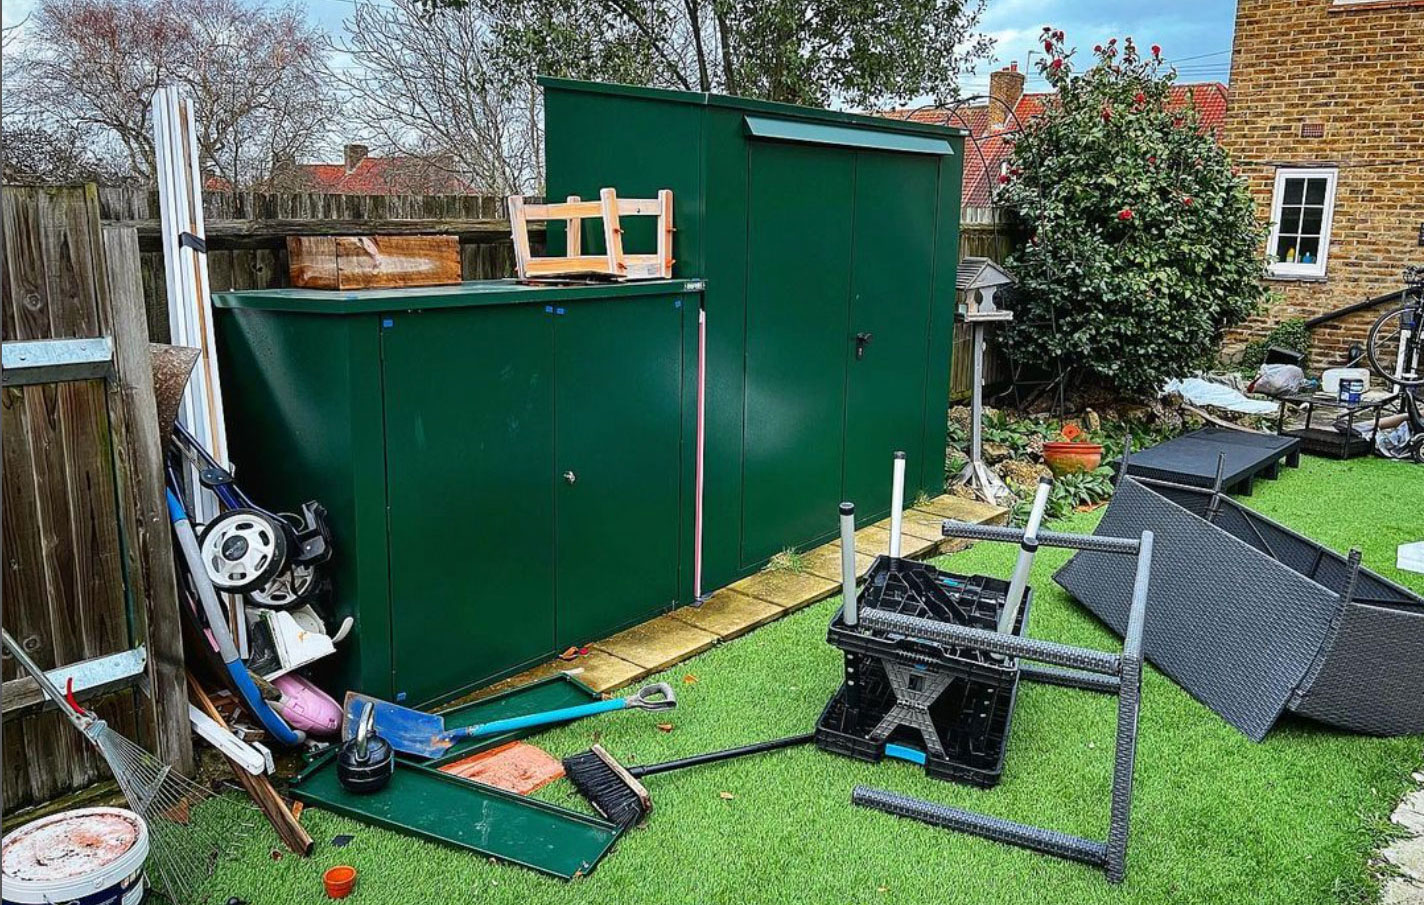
[356, 701, 375, 760]
[563, 470, 577, 485]
[855, 332, 874, 360]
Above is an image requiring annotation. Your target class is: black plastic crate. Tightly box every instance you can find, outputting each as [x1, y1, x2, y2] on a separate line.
[816, 556, 1030, 788]
[828, 556, 1027, 683]
[814, 662, 1020, 788]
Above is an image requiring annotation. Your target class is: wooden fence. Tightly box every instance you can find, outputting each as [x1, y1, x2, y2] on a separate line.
[96, 187, 534, 344]
[950, 207, 1019, 400]
[2, 185, 191, 814]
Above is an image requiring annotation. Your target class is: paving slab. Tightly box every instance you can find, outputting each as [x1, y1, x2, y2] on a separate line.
[800, 541, 876, 583]
[915, 494, 1009, 526]
[1385, 836, 1424, 883]
[669, 589, 782, 641]
[729, 568, 840, 612]
[593, 615, 720, 672]
[459, 648, 648, 701]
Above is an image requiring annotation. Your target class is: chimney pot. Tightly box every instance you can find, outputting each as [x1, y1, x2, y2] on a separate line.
[988, 66, 1026, 131]
[344, 143, 369, 173]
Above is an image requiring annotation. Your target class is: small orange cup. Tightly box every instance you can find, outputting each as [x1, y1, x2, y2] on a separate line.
[324, 865, 357, 899]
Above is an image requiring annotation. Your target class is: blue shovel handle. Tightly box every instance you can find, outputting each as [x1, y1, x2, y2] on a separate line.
[444, 682, 676, 744]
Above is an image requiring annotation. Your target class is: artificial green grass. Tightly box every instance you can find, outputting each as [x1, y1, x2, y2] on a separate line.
[210, 457, 1423, 905]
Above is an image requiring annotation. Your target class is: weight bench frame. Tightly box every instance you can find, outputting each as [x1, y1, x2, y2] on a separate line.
[852, 520, 1154, 883]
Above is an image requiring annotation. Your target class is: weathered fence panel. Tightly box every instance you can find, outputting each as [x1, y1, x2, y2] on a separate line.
[96, 188, 532, 342]
[2, 185, 190, 815]
[950, 207, 1020, 400]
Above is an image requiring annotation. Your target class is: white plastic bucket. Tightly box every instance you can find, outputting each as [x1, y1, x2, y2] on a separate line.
[2, 807, 148, 905]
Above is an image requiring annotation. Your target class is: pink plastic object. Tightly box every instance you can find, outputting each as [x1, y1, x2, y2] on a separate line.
[271, 674, 342, 737]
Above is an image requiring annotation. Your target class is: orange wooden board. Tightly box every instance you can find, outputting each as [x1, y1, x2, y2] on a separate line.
[288, 235, 461, 290]
[436, 742, 565, 795]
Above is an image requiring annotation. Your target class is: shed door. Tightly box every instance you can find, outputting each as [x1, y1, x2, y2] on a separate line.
[842, 151, 941, 511]
[741, 140, 856, 567]
[554, 295, 684, 647]
[382, 307, 555, 705]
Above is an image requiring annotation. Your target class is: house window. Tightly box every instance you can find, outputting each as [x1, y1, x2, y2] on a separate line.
[1267, 168, 1338, 279]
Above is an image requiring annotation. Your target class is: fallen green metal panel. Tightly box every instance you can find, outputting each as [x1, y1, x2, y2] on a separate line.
[743, 115, 953, 156]
[291, 754, 619, 879]
[292, 676, 617, 880]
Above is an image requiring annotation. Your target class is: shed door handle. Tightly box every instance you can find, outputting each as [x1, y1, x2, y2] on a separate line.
[564, 470, 577, 485]
[855, 332, 874, 360]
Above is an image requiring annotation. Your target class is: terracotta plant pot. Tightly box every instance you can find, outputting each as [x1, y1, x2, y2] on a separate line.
[1042, 442, 1104, 476]
[324, 865, 357, 899]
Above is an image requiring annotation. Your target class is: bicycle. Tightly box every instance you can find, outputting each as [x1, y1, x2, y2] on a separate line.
[1363, 265, 1424, 462]
[1367, 265, 1424, 388]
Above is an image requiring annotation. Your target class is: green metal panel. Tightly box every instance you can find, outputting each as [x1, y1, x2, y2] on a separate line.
[920, 137, 965, 494]
[291, 755, 619, 879]
[214, 278, 702, 315]
[381, 305, 555, 705]
[213, 309, 392, 696]
[740, 140, 856, 566]
[842, 151, 942, 512]
[743, 115, 954, 155]
[554, 294, 684, 646]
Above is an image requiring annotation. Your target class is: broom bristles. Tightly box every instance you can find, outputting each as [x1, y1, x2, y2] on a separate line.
[562, 745, 650, 830]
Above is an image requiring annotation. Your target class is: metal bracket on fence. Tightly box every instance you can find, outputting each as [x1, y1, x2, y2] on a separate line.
[1, 645, 149, 717]
[2, 337, 115, 387]
[852, 522, 1154, 884]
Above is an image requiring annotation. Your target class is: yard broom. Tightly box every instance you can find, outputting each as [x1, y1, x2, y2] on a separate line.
[563, 733, 813, 828]
[2, 629, 261, 904]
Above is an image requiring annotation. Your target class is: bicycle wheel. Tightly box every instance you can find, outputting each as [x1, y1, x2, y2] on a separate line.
[1367, 304, 1424, 388]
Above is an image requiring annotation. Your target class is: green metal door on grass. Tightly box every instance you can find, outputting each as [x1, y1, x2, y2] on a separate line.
[741, 141, 856, 567]
[382, 306, 556, 705]
[554, 295, 685, 647]
[841, 151, 941, 513]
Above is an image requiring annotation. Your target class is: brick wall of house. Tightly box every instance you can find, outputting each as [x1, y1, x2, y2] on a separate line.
[1221, 0, 1424, 365]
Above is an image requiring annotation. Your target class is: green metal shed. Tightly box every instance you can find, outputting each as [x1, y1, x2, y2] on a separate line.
[212, 280, 701, 704]
[210, 81, 964, 706]
[542, 78, 966, 596]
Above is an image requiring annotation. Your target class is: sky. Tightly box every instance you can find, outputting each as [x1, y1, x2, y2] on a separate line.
[2, 0, 1240, 94]
[961, 0, 1238, 97]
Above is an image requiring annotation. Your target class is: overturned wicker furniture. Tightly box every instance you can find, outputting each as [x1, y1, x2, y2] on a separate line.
[1055, 475, 1424, 740]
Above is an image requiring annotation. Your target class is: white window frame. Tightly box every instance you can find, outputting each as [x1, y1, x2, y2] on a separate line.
[1266, 167, 1338, 279]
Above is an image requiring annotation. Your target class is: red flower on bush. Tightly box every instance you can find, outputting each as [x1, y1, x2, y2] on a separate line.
[1118, 208, 1134, 221]
[1094, 44, 1102, 52]
[1151, 44, 1161, 57]
[1183, 196, 1194, 206]
[1101, 106, 1113, 122]
[998, 173, 1010, 184]
[1050, 58, 1063, 71]
[1044, 40, 1053, 52]
[1147, 155, 1157, 165]
[1134, 91, 1146, 105]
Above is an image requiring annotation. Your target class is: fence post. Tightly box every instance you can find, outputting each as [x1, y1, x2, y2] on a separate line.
[100, 224, 194, 773]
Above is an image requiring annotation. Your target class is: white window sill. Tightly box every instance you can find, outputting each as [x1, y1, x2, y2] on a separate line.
[1265, 273, 1328, 283]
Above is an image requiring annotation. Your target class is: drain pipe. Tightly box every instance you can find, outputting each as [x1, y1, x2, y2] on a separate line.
[693, 303, 707, 601]
[999, 477, 1051, 636]
[888, 451, 906, 559]
[840, 502, 858, 627]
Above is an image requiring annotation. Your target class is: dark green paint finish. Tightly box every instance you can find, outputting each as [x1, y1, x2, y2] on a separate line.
[553, 296, 684, 647]
[291, 754, 619, 879]
[842, 151, 941, 513]
[543, 79, 964, 593]
[740, 141, 856, 565]
[214, 281, 696, 705]
[213, 309, 393, 696]
[380, 305, 556, 706]
[743, 115, 954, 156]
[212, 278, 702, 315]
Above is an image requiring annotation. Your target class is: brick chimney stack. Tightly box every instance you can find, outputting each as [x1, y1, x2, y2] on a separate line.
[988, 63, 1025, 132]
[344, 143, 369, 173]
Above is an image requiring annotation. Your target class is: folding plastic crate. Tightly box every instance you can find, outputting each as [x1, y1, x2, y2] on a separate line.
[816, 556, 1029, 787]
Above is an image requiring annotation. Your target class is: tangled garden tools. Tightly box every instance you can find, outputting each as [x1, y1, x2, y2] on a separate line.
[343, 683, 677, 760]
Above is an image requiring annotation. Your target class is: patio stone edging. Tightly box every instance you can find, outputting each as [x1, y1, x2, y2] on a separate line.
[459, 494, 1007, 703]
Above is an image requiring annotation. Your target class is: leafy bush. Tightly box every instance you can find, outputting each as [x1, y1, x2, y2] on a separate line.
[1008, 466, 1116, 525]
[1239, 317, 1311, 373]
[998, 30, 1271, 398]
